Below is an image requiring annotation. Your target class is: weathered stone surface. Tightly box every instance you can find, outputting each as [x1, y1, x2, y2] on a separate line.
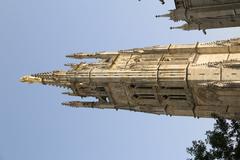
[21, 38, 240, 119]
[158, 0, 240, 32]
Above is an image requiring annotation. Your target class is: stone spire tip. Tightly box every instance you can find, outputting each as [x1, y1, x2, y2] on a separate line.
[19, 75, 42, 84]
[155, 13, 171, 18]
[170, 26, 184, 30]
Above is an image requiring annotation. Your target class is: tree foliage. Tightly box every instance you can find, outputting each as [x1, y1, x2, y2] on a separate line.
[187, 117, 240, 160]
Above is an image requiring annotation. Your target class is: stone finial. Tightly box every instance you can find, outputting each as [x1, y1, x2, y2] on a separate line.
[20, 75, 42, 84]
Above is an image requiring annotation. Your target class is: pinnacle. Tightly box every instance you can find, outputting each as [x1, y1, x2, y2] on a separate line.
[19, 75, 42, 84]
[155, 13, 171, 18]
[170, 26, 184, 30]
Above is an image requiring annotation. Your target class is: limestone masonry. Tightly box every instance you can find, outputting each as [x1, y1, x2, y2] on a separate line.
[21, 38, 240, 119]
[157, 0, 240, 33]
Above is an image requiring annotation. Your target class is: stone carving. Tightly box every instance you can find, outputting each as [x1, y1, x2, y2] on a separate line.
[156, 1, 240, 33]
[20, 39, 240, 119]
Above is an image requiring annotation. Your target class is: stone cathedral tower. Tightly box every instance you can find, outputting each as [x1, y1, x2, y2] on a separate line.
[157, 0, 240, 33]
[21, 38, 240, 119]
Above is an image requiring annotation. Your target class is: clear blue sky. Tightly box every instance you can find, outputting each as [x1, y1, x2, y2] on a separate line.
[1, 0, 240, 160]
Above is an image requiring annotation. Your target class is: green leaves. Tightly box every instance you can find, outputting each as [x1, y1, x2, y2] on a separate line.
[187, 117, 240, 160]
